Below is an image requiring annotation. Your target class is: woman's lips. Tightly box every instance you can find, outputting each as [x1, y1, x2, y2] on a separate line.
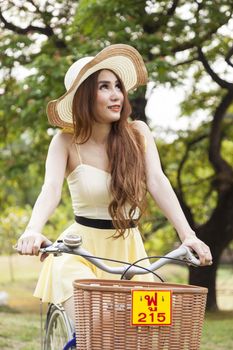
[108, 105, 121, 112]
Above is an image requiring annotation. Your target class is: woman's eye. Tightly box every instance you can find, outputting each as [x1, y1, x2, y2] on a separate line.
[116, 83, 122, 90]
[100, 84, 108, 89]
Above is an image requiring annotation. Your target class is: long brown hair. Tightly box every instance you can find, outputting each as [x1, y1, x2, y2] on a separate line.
[72, 70, 147, 237]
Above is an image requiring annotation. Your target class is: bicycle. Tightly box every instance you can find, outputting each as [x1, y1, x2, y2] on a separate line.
[40, 233, 208, 350]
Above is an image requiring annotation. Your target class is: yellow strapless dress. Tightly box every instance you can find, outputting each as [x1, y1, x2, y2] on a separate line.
[34, 164, 154, 304]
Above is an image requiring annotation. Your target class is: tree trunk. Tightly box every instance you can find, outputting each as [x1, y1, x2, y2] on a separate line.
[189, 261, 219, 311]
[130, 88, 148, 123]
[189, 185, 233, 310]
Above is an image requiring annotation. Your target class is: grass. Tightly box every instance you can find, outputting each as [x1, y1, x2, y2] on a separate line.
[201, 311, 233, 350]
[0, 255, 43, 349]
[0, 255, 41, 312]
[216, 264, 233, 310]
[0, 255, 232, 349]
[1, 308, 232, 350]
[0, 310, 41, 350]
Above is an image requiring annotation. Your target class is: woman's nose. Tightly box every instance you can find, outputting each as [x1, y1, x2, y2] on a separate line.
[110, 88, 121, 100]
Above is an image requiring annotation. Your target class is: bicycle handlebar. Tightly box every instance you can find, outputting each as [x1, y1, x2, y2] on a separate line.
[39, 234, 200, 280]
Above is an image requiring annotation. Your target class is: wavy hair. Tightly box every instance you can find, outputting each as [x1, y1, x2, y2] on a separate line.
[72, 70, 147, 237]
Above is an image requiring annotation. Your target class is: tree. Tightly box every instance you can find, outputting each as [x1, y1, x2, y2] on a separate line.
[0, 0, 78, 221]
[73, 0, 233, 310]
[1, 0, 233, 310]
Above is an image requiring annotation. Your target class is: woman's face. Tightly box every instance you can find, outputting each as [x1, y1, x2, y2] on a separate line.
[94, 70, 124, 124]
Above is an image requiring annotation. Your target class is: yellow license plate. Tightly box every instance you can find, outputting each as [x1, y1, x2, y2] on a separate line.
[131, 290, 172, 326]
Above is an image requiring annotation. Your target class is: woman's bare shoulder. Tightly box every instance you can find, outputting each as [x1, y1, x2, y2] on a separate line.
[131, 120, 151, 136]
[49, 129, 74, 150]
[52, 129, 74, 142]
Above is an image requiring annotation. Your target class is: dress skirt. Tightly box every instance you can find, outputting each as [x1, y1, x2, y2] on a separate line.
[34, 222, 154, 304]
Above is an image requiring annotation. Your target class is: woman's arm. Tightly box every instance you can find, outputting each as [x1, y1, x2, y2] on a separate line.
[17, 131, 70, 258]
[133, 121, 212, 265]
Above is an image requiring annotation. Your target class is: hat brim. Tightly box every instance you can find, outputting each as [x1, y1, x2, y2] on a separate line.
[47, 44, 148, 128]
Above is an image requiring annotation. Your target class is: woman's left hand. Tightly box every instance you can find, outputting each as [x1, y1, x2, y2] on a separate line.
[182, 235, 212, 266]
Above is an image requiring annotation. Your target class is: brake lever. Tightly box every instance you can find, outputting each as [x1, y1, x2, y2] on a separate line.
[40, 234, 83, 255]
[39, 242, 63, 256]
[182, 245, 201, 267]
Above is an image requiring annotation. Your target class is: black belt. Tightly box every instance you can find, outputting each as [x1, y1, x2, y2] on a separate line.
[75, 216, 136, 230]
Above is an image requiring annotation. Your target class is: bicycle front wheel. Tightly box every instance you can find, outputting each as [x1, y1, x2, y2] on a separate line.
[44, 304, 75, 350]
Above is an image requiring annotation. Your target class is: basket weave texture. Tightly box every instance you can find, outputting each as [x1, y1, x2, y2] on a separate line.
[73, 279, 207, 350]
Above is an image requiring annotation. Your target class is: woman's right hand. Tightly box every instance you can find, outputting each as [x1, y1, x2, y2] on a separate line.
[16, 230, 52, 260]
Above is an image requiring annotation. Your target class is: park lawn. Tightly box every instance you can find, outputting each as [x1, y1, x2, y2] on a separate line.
[0, 310, 41, 350]
[201, 311, 233, 350]
[0, 308, 232, 350]
[0, 254, 42, 312]
[1, 255, 232, 311]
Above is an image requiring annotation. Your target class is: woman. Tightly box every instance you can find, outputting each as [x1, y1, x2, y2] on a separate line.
[16, 44, 212, 322]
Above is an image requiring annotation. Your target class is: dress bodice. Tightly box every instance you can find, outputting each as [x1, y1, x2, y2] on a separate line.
[67, 164, 112, 219]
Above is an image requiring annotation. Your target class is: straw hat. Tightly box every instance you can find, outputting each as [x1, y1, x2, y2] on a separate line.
[47, 44, 148, 128]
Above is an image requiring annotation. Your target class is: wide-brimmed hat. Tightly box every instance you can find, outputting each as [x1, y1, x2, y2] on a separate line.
[47, 44, 148, 128]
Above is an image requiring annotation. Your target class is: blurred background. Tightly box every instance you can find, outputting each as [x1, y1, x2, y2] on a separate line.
[0, 1, 232, 349]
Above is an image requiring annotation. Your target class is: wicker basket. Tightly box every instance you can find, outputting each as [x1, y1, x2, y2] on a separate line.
[73, 279, 207, 350]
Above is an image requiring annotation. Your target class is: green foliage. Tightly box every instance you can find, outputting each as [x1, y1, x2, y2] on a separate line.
[142, 116, 233, 253]
[0, 184, 73, 255]
[1, 0, 233, 258]
[73, 0, 233, 86]
[0, 206, 31, 255]
[158, 127, 218, 224]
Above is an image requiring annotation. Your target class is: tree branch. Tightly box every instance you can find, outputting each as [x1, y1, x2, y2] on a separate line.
[142, 217, 168, 239]
[143, 0, 180, 34]
[177, 134, 208, 195]
[225, 45, 233, 68]
[172, 6, 233, 55]
[181, 174, 215, 189]
[167, 0, 180, 16]
[197, 47, 233, 90]
[175, 134, 208, 229]
[0, 5, 67, 49]
[27, 0, 42, 14]
[173, 56, 198, 67]
[171, 24, 221, 54]
[209, 91, 233, 187]
[0, 9, 54, 36]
